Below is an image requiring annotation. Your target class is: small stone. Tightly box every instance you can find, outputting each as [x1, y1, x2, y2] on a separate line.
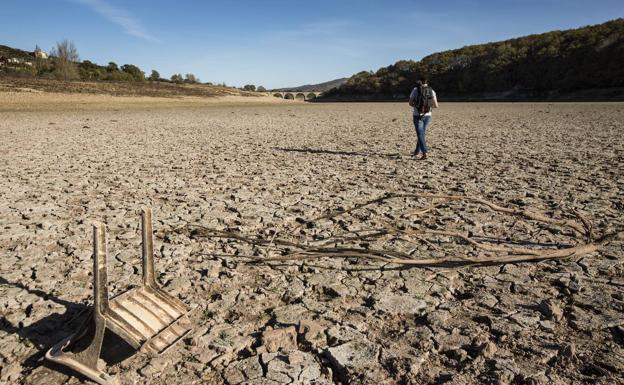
[538, 299, 564, 322]
[474, 292, 499, 308]
[298, 319, 326, 348]
[482, 342, 498, 359]
[272, 304, 310, 326]
[260, 352, 279, 367]
[139, 356, 169, 377]
[223, 365, 245, 385]
[447, 348, 469, 362]
[326, 325, 366, 346]
[435, 330, 471, 353]
[568, 306, 602, 332]
[373, 294, 427, 315]
[23, 366, 68, 385]
[263, 352, 321, 383]
[196, 348, 219, 364]
[1, 362, 22, 382]
[561, 343, 576, 359]
[287, 351, 305, 365]
[409, 352, 429, 376]
[262, 326, 298, 353]
[509, 311, 540, 327]
[224, 356, 263, 385]
[426, 310, 451, 327]
[326, 340, 380, 379]
[495, 369, 516, 385]
[539, 320, 555, 331]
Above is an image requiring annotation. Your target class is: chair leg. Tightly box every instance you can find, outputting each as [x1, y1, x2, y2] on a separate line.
[46, 223, 118, 385]
[141, 207, 157, 288]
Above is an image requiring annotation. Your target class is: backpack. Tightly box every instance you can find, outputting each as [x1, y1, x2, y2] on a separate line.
[416, 85, 434, 114]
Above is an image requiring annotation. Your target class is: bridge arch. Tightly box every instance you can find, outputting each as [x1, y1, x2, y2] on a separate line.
[273, 91, 322, 101]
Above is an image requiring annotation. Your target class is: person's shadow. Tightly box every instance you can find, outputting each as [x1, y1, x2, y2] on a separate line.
[274, 146, 402, 159]
[0, 276, 134, 384]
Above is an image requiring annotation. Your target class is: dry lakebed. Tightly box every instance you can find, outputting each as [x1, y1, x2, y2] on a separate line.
[1, 94, 623, 385]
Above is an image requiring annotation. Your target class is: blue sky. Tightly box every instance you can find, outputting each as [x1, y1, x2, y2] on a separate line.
[2, 0, 622, 88]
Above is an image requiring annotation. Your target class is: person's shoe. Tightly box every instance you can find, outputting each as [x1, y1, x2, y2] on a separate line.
[420, 153, 427, 160]
[411, 150, 419, 157]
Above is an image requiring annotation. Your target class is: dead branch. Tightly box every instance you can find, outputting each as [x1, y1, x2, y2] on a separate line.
[293, 193, 588, 239]
[245, 232, 621, 267]
[187, 192, 620, 270]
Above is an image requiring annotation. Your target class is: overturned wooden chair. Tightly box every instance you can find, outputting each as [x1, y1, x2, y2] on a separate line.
[46, 208, 193, 385]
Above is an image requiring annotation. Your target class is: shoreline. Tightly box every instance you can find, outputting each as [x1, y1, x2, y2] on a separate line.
[2, 91, 623, 113]
[0, 91, 294, 112]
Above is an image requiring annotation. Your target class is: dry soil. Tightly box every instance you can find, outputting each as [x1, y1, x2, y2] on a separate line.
[0, 95, 623, 385]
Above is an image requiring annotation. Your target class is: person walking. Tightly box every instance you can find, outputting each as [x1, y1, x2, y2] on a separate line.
[408, 77, 438, 159]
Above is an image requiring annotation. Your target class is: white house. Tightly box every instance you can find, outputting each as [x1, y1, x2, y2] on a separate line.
[34, 48, 48, 59]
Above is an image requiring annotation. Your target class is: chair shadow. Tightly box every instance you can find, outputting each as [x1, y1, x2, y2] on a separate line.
[274, 147, 402, 159]
[0, 276, 135, 383]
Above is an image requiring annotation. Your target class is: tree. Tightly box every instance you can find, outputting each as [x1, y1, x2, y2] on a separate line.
[184, 73, 199, 83]
[171, 74, 184, 83]
[78, 60, 105, 80]
[243, 84, 256, 91]
[107, 62, 119, 72]
[148, 70, 160, 81]
[51, 39, 79, 80]
[121, 64, 144, 81]
[257, 86, 266, 92]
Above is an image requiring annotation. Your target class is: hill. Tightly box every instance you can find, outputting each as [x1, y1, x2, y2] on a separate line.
[0, 76, 262, 98]
[275, 77, 348, 92]
[322, 19, 624, 101]
[0, 45, 34, 60]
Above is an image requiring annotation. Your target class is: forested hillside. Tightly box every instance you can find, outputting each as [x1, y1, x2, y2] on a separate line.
[0, 45, 33, 60]
[323, 19, 624, 100]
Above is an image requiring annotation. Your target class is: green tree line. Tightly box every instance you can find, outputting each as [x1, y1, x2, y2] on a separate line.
[324, 19, 624, 98]
[1, 40, 202, 84]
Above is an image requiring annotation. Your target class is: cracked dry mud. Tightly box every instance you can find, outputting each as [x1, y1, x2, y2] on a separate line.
[1, 97, 623, 385]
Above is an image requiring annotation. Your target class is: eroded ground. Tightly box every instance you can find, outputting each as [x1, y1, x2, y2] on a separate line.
[0, 98, 623, 385]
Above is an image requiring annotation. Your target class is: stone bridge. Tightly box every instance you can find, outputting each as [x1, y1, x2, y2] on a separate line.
[271, 91, 323, 101]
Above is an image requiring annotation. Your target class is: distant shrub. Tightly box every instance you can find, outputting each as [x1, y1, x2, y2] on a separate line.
[107, 62, 119, 72]
[184, 73, 199, 83]
[78, 60, 106, 80]
[121, 64, 144, 81]
[148, 70, 160, 81]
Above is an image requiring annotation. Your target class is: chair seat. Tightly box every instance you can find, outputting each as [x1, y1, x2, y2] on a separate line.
[106, 286, 192, 353]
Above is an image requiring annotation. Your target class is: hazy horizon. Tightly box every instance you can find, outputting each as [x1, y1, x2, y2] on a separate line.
[3, 0, 623, 88]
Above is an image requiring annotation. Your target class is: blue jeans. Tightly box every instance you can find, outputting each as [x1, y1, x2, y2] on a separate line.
[413, 114, 431, 154]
